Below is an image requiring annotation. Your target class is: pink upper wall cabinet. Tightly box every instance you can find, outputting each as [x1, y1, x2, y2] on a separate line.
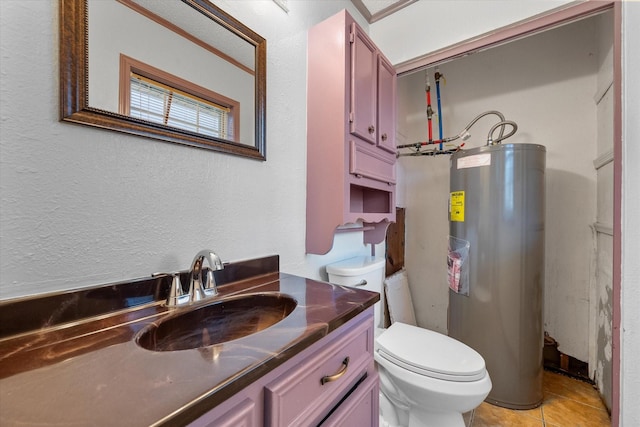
[376, 56, 397, 154]
[350, 24, 378, 145]
[306, 10, 397, 255]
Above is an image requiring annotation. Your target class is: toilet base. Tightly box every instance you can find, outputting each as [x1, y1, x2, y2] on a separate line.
[408, 409, 465, 427]
[380, 411, 464, 427]
[380, 390, 465, 427]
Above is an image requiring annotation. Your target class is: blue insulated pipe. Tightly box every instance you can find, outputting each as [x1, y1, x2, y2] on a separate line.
[435, 69, 444, 150]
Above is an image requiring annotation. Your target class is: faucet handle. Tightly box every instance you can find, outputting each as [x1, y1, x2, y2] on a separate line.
[153, 272, 189, 307]
[190, 274, 207, 303]
[203, 268, 218, 297]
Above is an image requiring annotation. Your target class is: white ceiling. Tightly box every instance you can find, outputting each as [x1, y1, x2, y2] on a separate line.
[351, 0, 417, 23]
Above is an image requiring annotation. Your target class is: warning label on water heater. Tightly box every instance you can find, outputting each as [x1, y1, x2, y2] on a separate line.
[450, 191, 465, 222]
[457, 153, 491, 169]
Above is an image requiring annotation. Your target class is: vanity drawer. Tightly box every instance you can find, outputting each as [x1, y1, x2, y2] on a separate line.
[349, 139, 396, 184]
[264, 316, 374, 426]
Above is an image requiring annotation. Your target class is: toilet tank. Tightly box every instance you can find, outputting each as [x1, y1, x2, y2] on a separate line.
[326, 256, 386, 329]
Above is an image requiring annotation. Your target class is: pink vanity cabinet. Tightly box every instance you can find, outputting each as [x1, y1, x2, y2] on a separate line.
[188, 309, 379, 427]
[306, 10, 397, 255]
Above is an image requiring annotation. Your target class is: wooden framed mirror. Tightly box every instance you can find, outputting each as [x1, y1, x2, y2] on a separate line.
[60, 0, 267, 160]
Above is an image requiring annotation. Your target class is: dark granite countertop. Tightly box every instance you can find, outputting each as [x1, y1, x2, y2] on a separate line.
[0, 256, 379, 426]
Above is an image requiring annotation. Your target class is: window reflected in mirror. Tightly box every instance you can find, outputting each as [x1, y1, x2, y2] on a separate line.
[119, 55, 240, 142]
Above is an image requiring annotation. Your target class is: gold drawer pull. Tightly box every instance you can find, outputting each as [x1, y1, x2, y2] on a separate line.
[321, 357, 350, 385]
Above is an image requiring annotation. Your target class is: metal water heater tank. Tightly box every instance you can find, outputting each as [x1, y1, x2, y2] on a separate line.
[448, 143, 546, 409]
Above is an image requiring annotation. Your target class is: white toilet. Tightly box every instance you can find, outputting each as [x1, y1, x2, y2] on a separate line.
[326, 256, 492, 427]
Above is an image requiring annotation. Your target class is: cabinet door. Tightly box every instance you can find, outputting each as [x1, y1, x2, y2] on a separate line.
[350, 23, 377, 145]
[377, 55, 397, 154]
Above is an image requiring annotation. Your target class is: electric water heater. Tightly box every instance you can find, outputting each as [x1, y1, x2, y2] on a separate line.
[448, 143, 546, 409]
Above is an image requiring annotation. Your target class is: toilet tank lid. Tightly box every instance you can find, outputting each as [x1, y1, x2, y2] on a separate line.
[326, 256, 386, 276]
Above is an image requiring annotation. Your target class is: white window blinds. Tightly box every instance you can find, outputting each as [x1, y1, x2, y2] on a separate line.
[129, 73, 233, 140]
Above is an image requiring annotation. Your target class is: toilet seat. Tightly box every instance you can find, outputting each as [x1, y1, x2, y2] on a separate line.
[376, 322, 487, 382]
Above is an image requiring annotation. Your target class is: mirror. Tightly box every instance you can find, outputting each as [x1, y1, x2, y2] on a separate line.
[60, 0, 266, 160]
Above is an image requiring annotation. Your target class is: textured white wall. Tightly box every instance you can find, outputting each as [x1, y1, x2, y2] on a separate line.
[0, 0, 374, 300]
[622, 3, 640, 425]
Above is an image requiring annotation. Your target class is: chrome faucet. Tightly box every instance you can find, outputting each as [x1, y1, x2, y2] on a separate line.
[188, 249, 224, 303]
[153, 249, 224, 308]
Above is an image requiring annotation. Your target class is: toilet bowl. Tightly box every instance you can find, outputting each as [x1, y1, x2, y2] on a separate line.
[327, 257, 491, 427]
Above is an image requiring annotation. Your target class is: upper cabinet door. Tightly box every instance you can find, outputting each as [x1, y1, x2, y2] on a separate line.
[377, 56, 397, 154]
[350, 24, 377, 145]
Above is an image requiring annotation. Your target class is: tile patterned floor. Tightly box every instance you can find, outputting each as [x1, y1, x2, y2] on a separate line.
[464, 370, 611, 427]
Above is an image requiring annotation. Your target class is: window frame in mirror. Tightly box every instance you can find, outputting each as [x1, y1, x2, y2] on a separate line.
[59, 0, 267, 160]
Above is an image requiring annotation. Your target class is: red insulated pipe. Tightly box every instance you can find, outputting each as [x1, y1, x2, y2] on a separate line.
[426, 85, 433, 142]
